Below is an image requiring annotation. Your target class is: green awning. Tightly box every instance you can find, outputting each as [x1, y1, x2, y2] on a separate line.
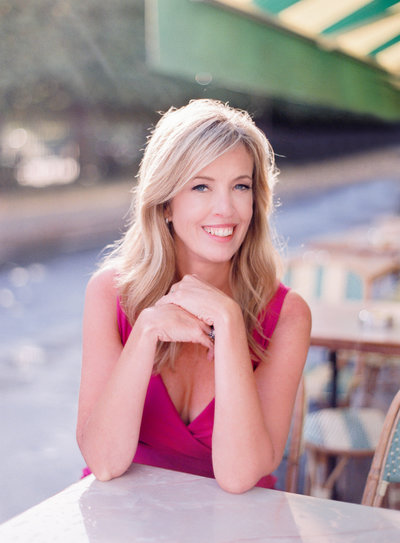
[146, 0, 400, 120]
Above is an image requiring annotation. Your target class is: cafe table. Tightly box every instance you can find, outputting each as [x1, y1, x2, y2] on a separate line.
[1, 464, 399, 542]
[309, 299, 400, 407]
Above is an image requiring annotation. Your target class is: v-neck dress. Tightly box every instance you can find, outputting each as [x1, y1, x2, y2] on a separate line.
[82, 283, 289, 488]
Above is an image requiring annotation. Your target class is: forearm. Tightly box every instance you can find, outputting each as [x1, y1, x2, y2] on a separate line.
[212, 309, 275, 493]
[78, 315, 156, 481]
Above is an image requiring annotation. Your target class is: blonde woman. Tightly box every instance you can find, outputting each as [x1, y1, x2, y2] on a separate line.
[76, 99, 311, 493]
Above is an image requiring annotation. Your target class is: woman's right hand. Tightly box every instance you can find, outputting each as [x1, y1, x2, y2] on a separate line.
[138, 303, 214, 352]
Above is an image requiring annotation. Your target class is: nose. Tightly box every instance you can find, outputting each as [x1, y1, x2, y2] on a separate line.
[212, 188, 234, 217]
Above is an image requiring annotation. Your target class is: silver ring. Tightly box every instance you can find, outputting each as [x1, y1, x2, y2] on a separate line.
[208, 326, 215, 342]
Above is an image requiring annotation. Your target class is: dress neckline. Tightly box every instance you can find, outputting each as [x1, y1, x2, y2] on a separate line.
[156, 373, 215, 429]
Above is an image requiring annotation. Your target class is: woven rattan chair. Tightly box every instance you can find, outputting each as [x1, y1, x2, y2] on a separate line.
[304, 406, 386, 499]
[362, 390, 400, 507]
[283, 377, 306, 493]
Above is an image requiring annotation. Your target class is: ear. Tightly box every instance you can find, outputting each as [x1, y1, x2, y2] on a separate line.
[163, 202, 172, 223]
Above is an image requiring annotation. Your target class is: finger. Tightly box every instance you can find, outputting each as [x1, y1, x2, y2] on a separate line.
[187, 319, 214, 351]
[155, 296, 170, 307]
[153, 304, 214, 349]
[170, 278, 185, 292]
[198, 331, 215, 351]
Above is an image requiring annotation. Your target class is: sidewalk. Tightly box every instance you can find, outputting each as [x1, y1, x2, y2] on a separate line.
[1, 144, 399, 263]
[0, 181, 132, 263]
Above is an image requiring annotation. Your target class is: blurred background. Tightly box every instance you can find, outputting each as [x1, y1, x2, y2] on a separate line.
[1, 0, 400, 522]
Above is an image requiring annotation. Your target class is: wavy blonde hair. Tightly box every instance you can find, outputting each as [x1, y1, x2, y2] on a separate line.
[102, 99, 281, 370]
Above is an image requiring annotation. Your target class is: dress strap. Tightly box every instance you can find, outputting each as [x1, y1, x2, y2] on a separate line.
[117, 298, 132, 346]
[253, 283, 290, 351]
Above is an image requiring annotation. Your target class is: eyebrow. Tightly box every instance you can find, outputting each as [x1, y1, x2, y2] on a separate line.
[192, 174, 253, 181]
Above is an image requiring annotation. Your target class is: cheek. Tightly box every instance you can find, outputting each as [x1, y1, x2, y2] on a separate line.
[170, 196, 188, 223]
[173, 199, 206, 225]
[241, 202, 254, 238]
[241, 195, 254, 224]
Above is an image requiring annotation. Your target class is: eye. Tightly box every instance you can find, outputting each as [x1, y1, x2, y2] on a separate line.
[235, 183, 252, 191]
[192, 184, 209, 192]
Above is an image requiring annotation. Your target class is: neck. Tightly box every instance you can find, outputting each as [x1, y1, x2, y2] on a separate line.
[176, 258, 232, 294]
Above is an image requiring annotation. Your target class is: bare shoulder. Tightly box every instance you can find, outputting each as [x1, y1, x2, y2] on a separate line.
[86, 267, 118, 302]
[84, 268, 120, 326]
[279, 289, 312, 331]
[83, 267, 121, 343]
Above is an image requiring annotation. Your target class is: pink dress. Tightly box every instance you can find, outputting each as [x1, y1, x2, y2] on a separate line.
[82, 283, 289, 488]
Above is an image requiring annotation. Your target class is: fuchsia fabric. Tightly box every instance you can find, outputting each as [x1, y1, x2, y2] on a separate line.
[82, 283, 289, 487]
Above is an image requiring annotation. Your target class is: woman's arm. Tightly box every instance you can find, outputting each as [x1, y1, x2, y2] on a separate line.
[212, 290, 310, 493]
[158, 276, 311, 493]
[76, 269, 156, 481]
[76, 269, 213, 481]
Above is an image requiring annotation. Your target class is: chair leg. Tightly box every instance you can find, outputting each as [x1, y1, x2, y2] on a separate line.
[323, 457, 348, 496]
[285, 462, 299, 494]
[306, 450, 349, 499]
[306, 450, 331, 499]
[388, 483, 400, 510]
[372, 480, 389, 508]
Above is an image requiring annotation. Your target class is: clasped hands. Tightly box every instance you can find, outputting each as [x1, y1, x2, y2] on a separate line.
[145, 274, 237, 359]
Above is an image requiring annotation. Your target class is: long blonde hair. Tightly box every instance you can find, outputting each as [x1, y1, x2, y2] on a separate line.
[102, 99, 281, 369]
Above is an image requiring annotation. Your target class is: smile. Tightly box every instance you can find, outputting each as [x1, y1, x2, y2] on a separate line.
[202, 226, 234, 237]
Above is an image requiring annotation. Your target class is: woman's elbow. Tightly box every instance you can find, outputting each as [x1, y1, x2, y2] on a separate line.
[89, 460, 131, 482]
[92, 466, 124, 482]
[214, 455, 278, 494]
[214, 467, 263, 494]
[216, 477, 254, 494]
[77, 434, 132, 482]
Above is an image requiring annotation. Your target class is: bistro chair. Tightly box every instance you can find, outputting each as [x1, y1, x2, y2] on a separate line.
[284, 249, 399, 498]
[304, 351, 360, 409]
[362, 389, 400, 508]
[303, 406, 386, 499]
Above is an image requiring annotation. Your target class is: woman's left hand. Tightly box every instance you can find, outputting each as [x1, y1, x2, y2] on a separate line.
[155, 274, 239, 330]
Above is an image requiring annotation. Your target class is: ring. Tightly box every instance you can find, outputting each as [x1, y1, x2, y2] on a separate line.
[208, 326, 215, 342]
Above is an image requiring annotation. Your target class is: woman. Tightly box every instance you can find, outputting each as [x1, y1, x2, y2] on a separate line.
[76, 99, 311, 493]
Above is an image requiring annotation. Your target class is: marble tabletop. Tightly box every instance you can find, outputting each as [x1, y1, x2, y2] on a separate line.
[1, 464, 400, 542]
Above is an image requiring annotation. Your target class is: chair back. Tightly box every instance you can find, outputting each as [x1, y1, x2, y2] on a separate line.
[362, 390, 400, 507]
[284, 377, 306, 493]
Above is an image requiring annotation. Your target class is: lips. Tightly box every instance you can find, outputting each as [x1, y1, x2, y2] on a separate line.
[202, 226, 234, 237]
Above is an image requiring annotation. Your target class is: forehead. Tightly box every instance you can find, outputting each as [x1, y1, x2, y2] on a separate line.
[193, 143, 254, 177]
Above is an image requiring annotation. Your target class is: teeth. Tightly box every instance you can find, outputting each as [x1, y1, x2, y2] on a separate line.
[203, 226, 234, 237]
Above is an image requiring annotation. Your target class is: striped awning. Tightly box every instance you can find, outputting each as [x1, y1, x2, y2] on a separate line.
[146, 0, 400, 120]
[213, 0, 400, 78]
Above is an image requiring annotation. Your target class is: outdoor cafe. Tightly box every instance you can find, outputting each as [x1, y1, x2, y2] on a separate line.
[1, 213, 400, 541]
[1, 1, 400, 541]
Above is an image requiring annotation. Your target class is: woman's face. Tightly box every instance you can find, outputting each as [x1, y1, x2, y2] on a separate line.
[168, 143, 254, 272]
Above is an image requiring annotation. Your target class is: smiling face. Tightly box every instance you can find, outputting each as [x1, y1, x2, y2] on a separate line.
[167, 143, 254, 278]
